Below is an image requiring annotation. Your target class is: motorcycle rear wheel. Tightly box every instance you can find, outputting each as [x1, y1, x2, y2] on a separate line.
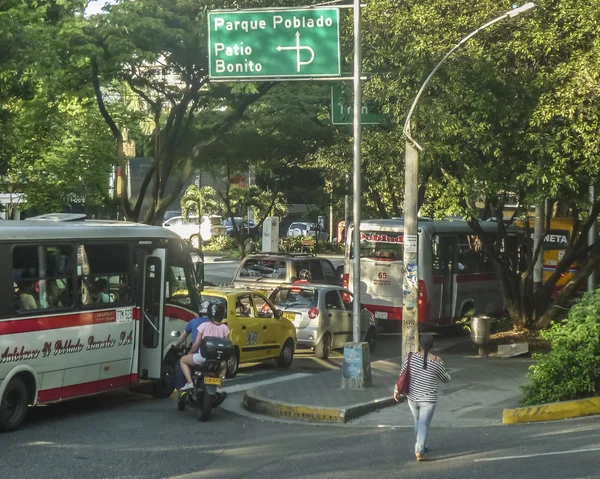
[177, 393, 187, 411]
[196, 392, 213, 422]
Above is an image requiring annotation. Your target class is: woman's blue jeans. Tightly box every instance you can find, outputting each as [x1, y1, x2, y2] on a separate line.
[408, 399, 437, 455]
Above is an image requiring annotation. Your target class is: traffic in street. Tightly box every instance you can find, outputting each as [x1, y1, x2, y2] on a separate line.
[3, 383, 600, 479]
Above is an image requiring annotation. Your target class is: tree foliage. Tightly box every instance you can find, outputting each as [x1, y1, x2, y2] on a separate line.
[357, 0, 600, 328]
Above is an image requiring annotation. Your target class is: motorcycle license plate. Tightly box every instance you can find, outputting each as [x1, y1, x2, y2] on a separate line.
[204, 377, 222, 386]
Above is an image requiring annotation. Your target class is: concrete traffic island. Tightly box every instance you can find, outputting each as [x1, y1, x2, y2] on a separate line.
[243, 357, 398, 424]
[242, 354, 534, 426]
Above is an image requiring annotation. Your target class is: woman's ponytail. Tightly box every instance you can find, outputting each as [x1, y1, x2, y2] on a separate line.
[419, 333, 435, 369]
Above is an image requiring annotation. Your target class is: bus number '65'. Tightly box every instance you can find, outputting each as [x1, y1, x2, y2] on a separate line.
[378, 272, 387, 280]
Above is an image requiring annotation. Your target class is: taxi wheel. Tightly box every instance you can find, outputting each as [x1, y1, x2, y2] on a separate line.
[276, 339, 294, 368]
[226, 349, 240, 378]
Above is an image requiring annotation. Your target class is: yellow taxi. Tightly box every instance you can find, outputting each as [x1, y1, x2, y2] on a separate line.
[200, 288, 297, 377]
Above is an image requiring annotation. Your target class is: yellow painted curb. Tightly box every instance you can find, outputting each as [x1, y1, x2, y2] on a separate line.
[244, 390, 345, 423]
[503, 396, 600, 424]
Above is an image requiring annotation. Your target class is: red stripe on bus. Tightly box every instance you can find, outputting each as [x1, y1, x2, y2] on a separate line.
[37, 373, 138, 403]
[1, 304, 195, 335]
[0, 311, 119, 335]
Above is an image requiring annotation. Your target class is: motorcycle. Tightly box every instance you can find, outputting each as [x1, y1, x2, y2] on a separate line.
[176, 336, 234, 422]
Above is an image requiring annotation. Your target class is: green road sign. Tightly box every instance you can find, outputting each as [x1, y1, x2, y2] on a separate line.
[331, 84, 384, 125]
[208, 8, 341, 80]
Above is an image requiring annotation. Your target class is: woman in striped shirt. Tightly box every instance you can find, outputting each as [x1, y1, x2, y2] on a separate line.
[394, 333, 451, 461]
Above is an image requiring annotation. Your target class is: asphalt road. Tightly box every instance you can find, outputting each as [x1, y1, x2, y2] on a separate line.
[3, 386, 600, 479]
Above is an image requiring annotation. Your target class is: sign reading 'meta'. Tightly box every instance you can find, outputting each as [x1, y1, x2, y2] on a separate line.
[208, 8, 341, 80]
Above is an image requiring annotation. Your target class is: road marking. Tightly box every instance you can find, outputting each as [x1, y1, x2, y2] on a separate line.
[224, 373, 311, 394]
[474, 447, 600, 462]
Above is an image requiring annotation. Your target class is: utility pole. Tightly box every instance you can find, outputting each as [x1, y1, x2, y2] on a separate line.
[401, 2, 536, 362]
[351, 0, 362, 344]
[402, 141, 420, 359]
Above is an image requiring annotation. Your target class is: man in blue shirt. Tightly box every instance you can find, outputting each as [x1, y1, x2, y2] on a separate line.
[175, 315, 210, 352]
[172, 301, 211, 389]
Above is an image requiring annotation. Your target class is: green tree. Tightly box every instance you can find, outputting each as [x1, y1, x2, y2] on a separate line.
[1, 0, 116, 214]
[68, 0, 277, 224]
[357, 0, 600, 329]
[180, 185, 221, 251]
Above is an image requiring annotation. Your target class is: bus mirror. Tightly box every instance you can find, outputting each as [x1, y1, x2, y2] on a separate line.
[188, 248, 204, 291]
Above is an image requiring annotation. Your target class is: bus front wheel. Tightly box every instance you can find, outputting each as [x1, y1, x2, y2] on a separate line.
[151, 362, 176, 399]
[0, 376, 29, 433]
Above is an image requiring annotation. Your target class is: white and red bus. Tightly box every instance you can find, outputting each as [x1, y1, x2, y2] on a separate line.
[0, 216, 204, 432]
[343, 218, 521, 331]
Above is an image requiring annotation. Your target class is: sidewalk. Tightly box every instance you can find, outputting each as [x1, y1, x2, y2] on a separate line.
[243, 352, 533, 427]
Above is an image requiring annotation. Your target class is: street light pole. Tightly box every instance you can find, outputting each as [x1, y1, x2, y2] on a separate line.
[401, 3, 536, 361]
[351, 0, 362, 344]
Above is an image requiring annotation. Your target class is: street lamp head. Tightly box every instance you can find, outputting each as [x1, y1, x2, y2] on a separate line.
[507, 2, 536, 17]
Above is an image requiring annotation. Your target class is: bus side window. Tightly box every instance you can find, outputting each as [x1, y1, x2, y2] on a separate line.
[13, 246, 40, 312]
[13, 245, 74, 312]
[78, 244, 131, 306]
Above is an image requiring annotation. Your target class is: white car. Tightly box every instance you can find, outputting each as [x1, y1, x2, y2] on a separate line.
[287, 222, 329, 241]
[162, 215, 225, 247]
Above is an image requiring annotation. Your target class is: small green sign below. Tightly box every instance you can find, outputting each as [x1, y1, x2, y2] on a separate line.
[208, 8, 341, 80]
[330, 84, 384, 125]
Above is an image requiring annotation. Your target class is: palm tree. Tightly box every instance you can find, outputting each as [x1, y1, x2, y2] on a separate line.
[180, 185, 221, 251]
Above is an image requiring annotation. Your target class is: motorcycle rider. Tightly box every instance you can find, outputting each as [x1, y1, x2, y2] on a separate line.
[173, 301, 211, 391]
[179, 302, 230, 401]
[174, 300, 211, 352]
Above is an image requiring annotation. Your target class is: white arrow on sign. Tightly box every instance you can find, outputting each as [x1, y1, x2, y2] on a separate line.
[276, 32, 315, 73]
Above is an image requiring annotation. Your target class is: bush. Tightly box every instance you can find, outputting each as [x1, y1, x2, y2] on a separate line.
[203, 235, 237, 252]
[521, 289, 600, 405]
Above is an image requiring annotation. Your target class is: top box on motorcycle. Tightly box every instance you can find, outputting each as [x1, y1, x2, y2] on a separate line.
[200, 336, 234, 360]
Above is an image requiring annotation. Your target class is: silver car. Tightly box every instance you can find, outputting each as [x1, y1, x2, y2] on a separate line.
[269, 285, 376, 359]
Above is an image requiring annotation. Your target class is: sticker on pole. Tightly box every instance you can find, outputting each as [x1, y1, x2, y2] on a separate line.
[404, 234, 418, 253]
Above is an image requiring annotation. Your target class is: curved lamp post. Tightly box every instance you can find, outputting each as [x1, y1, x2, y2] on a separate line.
[400, 3, 536, 360]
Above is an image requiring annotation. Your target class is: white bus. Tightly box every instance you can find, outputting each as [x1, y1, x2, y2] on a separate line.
[343, 218, 522, 331]
[0, 216, 204, 432]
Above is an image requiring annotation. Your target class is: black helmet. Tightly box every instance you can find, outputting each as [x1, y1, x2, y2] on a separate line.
[208, 301, 225, 323]
[298, 269, 312, 281]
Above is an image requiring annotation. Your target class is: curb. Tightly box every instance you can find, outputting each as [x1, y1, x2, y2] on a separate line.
[243, 388, 397, 424]
[502, 397, 600, 424]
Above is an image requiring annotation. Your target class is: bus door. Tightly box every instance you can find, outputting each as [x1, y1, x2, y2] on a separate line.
[139, 248, 166, 380]
[438, 236, 457, 323]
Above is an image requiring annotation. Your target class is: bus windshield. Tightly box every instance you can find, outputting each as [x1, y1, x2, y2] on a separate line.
[165, 245, 201, 306]
[352, 231, 404, 260]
